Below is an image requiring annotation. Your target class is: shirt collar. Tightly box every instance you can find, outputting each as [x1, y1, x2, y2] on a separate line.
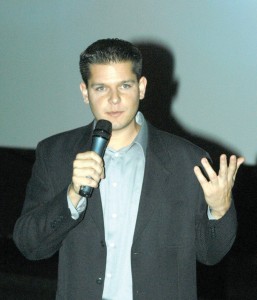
[92, 111, 148, 156]
[134, 111, 148, 156]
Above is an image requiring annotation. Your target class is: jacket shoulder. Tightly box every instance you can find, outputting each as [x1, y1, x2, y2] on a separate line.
[37, 123, 93, 154]
[148, 124, 208, 158]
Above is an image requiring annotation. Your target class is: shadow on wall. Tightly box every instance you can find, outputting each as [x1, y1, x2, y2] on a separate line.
[135, 40, 257, 300]
[136, 40, 240, 170]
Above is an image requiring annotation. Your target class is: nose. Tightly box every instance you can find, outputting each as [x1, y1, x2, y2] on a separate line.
[108, 89, 121, 104]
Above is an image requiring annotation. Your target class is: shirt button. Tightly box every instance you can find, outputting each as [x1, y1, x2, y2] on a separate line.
[112, 182, 117, 187]
[96, 277, 103, 284]
[114, 153, 119, 157]
[106, 273, 112, 278]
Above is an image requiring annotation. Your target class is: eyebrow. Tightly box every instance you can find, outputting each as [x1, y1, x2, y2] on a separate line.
[121, 80, 136, 84]
[90, 80, 136, 88]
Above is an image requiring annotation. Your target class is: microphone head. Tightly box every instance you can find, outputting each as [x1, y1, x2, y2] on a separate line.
[94, 119, 112, 140]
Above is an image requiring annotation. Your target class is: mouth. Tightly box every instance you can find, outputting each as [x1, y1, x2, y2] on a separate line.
[106, 111, 123, 118]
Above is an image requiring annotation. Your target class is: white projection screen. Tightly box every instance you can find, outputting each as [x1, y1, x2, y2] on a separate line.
[0, 1, 256, 165]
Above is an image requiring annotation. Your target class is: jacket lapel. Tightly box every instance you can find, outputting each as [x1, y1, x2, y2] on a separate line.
[87, 188, 105, 237]
[133, 126, 172, 243]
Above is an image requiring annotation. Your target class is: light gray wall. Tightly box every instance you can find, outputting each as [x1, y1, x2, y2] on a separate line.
[1, 1, 256, 164]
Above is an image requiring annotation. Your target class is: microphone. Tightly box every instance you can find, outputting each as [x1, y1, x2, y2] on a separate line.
[79, 119, 112, 198]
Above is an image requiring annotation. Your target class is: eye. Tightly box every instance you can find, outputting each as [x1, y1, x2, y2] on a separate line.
[95, 85, 105, 92]
[121, 83, 131, 89]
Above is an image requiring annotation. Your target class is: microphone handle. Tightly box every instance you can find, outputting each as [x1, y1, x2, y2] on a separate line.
[79, 136, 108, 198]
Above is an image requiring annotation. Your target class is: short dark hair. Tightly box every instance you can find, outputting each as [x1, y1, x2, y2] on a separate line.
[79, 38, 143, 84]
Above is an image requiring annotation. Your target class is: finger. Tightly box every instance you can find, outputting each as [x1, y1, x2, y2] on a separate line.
[101, 166, 105, 179]
[232, 156, 245, 181]
[72, 175, 99, 193]
[218, 154, 228, 179]
[73, 151, 104, 169]
[72, 165, 103, 185]
[73, 165, 103, 179]
[200, 158, 217, 182]
[227, 155, 237, 180]
[76, 151, 103, 166]
[194, 166, 208, 186]
[237, 157, 245, 168]
[74, 158, 103, 174]
[228, 155, 245, 181]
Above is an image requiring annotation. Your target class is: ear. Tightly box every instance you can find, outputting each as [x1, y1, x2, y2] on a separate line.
[139, 76, 147, 100]
[80, 82, 89, 104]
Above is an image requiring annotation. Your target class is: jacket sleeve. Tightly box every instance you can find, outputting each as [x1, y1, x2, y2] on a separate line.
[13, 141, 85, 260]
[195, 185, 237, 265]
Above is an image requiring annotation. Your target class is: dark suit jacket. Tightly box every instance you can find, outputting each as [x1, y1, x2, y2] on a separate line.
[13, 122, 237, 300]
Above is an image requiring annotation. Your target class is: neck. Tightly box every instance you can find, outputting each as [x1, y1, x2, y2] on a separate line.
[108, 122, 140, 151]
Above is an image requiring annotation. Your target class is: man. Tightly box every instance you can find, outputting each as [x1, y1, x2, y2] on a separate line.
[13, 38, 244, 299]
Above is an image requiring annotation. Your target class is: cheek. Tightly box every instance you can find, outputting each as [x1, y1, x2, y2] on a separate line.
[89, 101, 101, 113]
[88, 93, 104, 107]
[123, 90, 140, 102]
[88, 98, 107, 117]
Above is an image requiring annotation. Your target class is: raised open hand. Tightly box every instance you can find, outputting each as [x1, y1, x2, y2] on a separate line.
[194, 154, 244, 219]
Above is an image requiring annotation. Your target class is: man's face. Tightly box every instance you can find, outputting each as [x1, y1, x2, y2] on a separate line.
[80, 62, 147, 134]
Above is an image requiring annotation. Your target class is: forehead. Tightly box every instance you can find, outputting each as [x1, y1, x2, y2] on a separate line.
[88, 61, 136, 83]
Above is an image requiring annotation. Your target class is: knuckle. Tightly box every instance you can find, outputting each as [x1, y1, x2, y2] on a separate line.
[88, 177, 97, 187]
[75, 153, 83, 160]
[91, 169, 97, 177]
[73, 168, 78, 176]
[72, 175, 78, 184]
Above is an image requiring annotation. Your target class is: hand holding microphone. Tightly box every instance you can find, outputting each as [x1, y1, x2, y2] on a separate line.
[69, 120, 112, 205]
[79, 119, 112, 197]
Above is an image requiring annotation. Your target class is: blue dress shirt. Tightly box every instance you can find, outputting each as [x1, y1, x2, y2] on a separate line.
[68, 112, 147, 300]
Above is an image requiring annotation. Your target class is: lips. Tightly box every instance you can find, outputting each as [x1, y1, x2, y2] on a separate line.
[107, 111, 123, 117]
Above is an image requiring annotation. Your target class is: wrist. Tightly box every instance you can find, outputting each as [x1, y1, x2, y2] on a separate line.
[68, 184, 82, 208]
[210, 204, 230, 219]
